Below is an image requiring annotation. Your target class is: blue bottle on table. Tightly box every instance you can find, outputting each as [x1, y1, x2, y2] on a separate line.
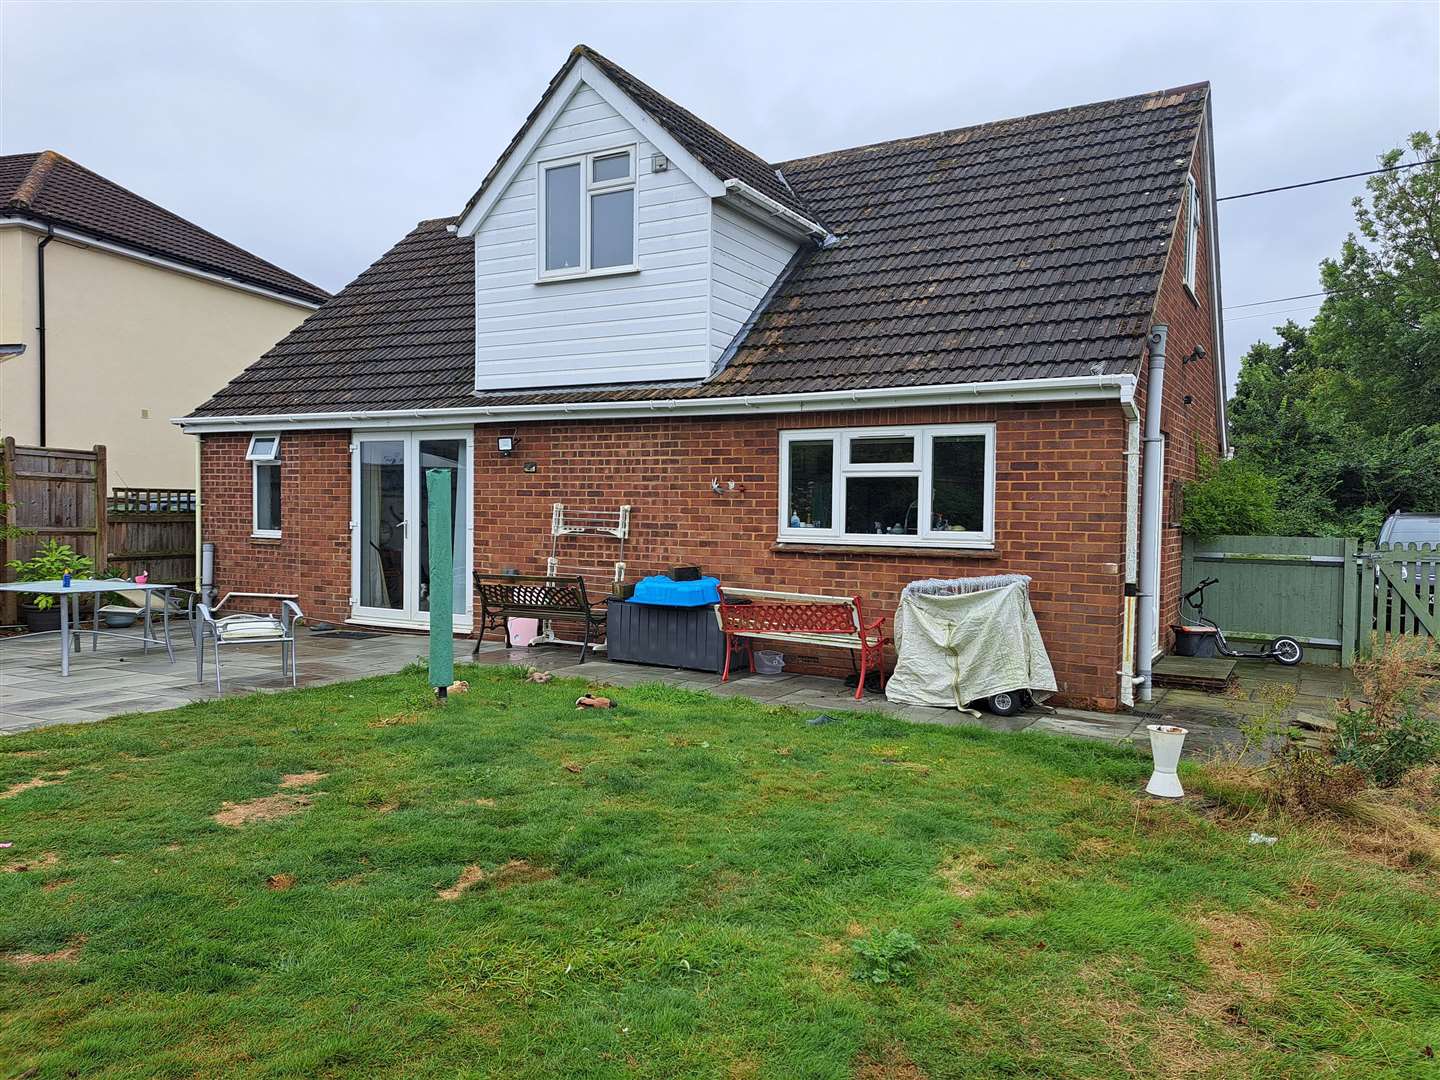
[62, 571, 72, 588]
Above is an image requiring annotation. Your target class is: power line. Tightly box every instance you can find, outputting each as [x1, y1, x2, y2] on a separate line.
[1217, 158, 1439, 202]
[1224, 289, 1330, 311]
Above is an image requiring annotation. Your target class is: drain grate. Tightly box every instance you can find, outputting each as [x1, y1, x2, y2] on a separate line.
[313, 630, 386, 641]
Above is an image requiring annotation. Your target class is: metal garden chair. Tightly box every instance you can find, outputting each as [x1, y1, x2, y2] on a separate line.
[195, 600, 303, 691]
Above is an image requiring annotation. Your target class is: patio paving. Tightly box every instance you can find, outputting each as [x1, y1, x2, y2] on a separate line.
[0, 623, 1344, 751]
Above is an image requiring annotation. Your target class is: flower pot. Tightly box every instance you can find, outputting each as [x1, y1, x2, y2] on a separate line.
[1145, 722, 1188, 798]
[20, 603, 62, 634]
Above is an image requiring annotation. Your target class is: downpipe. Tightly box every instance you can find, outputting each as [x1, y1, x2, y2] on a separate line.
[1136, 325, 1168, 703]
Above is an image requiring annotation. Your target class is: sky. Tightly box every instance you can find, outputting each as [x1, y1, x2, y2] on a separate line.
[3, 1, 1437, 395]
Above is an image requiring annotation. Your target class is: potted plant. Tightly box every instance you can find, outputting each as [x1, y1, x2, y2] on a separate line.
[5, 540, 96, 633]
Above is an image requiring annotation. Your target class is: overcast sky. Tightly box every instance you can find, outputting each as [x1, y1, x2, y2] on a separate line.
[3, 1, 1437, 394]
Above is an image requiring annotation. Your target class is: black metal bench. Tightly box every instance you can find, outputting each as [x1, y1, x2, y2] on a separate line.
[471, 573, 607, 662]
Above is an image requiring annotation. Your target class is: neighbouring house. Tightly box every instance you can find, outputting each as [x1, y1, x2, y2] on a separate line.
[0, 151, 329, 490]
[180, 46, 1226, 711]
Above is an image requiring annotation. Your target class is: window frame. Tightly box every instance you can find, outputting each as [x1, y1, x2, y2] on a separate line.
[247, 433, 282, 538]
[1182, 173, 1200, 297]
[536, 144, 639, 282]
[778, 423, 996, 548]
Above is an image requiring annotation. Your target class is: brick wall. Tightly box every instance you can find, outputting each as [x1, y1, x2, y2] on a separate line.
[199, 430, 352, 625]
[1136, 121, 1223, 648]
[201, 400, 1132, 709]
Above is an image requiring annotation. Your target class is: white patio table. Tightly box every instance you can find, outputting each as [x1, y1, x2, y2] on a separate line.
[0, 579, 180, 677]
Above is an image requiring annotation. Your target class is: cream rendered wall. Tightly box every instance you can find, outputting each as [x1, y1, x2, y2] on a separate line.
[0, 228, 312, 489]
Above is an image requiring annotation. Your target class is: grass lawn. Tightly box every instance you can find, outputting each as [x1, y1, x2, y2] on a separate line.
[2, 664, 1437, 1078]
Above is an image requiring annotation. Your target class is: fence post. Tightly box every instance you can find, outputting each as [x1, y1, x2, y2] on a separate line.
[1341, 535, 1358, 668]
[0, 436, 15, 626]
[93, 444, 108, 574]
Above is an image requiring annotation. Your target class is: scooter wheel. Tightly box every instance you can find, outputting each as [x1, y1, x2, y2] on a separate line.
[1271, 637, 1303, 666]
[985, 691, 1028, 716]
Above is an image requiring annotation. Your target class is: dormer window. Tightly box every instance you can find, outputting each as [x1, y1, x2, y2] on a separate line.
[538, 146, 637, 280]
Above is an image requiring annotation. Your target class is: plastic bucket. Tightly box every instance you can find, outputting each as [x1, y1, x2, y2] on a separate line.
[753, 649, 785, 674]
[508, 617, 539, 647]
[1170, 625, 1219, 658]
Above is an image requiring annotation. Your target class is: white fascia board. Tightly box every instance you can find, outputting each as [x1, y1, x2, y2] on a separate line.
[721, 180, 829, 242]
[174, 373, 1137, 433]
[454, 57, 727, 238]
[0, 217, 322, 311]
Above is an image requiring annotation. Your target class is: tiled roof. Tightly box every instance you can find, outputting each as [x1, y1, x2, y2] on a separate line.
[0, 151, 330, 305]
[189, 71, 1209, 418]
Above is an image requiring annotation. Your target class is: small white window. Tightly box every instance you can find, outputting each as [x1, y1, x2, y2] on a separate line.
[779, 424, 995, 548]
[248, 434, 281, 537]
[538, 147, 637, 279]
[1183, 173, 1200, 295]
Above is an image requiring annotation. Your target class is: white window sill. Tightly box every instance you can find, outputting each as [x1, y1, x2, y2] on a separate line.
[775, 532, 995, 551]
[250, 532, 282, 541]
[536, 265, 640, 284]
[346, 613, 474, 634]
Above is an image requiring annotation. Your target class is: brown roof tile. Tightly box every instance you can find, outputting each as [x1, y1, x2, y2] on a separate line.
[1, 151, 330, 305]
[190, 75, 1209, 418]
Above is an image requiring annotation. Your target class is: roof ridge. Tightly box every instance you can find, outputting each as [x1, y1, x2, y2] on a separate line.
[776, 81, 1210, 169]
[6, 149, 62, 209]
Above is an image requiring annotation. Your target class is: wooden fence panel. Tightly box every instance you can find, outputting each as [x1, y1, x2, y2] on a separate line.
[1356, 541, 1440, 657]
[1182, 535, 1349, 666]
[0, 441, 195, 626]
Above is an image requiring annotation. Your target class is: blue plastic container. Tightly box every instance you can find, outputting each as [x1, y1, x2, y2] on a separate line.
[629, 574, 720, 607]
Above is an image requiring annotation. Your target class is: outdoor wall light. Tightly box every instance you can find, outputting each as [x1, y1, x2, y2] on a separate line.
[497, 436, 516, 456]
[0, 343, 26, 358]
[652, 152, 669, 172]
[1184, 345, 1206, 364]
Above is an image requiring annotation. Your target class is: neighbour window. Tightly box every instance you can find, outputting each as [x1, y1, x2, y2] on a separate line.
[539, 147, 636, 278]
[1183, 173, 1200, 295]
[779, 424, 995, 547]
[246, 433, 281, 537]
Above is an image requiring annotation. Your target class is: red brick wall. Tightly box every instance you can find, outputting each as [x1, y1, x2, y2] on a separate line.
[1136, 121, 1223, 647]
[199, 431, 352, 624]
[201, 401, 1132, 709]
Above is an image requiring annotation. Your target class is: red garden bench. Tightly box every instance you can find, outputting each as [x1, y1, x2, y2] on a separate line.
[716, 587, 891, 699]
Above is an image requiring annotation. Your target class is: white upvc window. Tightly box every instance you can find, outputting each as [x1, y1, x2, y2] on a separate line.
[246, 433, 282, 538]
[778, 424, 996, 548]
[537, 146, 638, 280]
[1183, 173, 1200, 295]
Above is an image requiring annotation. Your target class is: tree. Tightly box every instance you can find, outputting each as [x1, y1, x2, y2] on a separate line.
[1228, 132, 1440, 536]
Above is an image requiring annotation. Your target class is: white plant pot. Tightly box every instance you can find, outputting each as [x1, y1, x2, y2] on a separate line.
[1145, 723, 1188, 798]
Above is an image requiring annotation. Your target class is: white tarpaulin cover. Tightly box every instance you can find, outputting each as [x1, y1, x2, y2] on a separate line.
[885, 576, 1057, 709]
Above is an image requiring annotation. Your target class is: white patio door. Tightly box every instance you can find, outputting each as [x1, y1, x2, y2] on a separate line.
[350, 430, 473, 630]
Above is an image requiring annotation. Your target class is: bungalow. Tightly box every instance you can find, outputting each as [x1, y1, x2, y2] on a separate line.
[178, 46, 1227, 711]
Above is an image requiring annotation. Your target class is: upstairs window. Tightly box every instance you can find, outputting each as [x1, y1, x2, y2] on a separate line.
[539, 147, 636, 279]
[779, 424, 995, 548]
[246, 434, 281, 537]
[1183, 173, 1200, 295]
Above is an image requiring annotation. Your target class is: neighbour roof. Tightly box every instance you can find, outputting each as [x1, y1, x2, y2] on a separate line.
[0, 151, 330, 306]
[190, 58, 1209, 418]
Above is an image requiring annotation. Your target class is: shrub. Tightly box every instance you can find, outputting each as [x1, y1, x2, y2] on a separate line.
[851, 929, 921, 985]
[5, 539, 95, 610]
[1180, 453, 1280, 538]
[1334, 638, 1440, 787]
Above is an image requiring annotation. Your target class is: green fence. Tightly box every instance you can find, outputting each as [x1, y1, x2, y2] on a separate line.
[1181, 536, 1440, 667]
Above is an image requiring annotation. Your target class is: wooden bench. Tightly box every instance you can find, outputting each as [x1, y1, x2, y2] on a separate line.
[472, 573, 607, 662]
[716, 587, 891, 699]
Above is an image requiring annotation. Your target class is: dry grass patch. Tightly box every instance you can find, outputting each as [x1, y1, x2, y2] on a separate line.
[278, 771, 328, 789]
[1, 770, 70, 800]
[368, 713, 422, 728]
[436, 859, 553, 901]
[266, 873, 297, 891]
[852, 1043, 927, 1079]
[5, 935, 85, 967]
[937, 851, 989, 899]
[213, 793, 318, 827]
[2, 851, 58, 873]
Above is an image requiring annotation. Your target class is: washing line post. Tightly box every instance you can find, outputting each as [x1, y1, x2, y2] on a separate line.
[427, 469, 454, 699]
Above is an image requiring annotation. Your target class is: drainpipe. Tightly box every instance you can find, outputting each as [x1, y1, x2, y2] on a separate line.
[1136, 324, 1168, 703]
[36, 226, 53, 445]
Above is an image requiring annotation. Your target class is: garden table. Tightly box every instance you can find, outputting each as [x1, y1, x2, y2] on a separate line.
[0, 579, 180, 677]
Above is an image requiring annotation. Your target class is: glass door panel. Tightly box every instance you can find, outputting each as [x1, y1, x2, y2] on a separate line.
[417, 439, 465, 614]
[358, 439, 406, 613]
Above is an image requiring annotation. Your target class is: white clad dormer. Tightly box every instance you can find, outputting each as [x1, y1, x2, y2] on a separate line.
[455, 51, 824, 392]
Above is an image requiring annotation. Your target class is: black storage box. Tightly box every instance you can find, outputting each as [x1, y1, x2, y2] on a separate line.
[605, 597, 727, 672]
[670, 565, 702, 581]
[1170, 625, 1220, 658]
